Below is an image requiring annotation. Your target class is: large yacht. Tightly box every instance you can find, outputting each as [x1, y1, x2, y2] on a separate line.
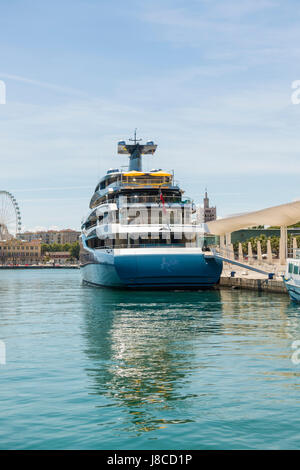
[80, 133, 223, 288]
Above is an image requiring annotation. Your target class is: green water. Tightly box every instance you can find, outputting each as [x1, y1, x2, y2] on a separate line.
[0, 269, 300, 449]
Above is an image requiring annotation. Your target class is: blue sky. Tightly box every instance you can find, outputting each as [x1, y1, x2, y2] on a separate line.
[1, 0, 300, 230]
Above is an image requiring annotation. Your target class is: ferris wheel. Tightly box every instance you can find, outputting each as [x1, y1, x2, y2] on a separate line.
[0, 191, 22, 240]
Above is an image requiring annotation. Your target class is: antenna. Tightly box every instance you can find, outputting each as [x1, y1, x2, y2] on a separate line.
[117, 131, 157, 171]
[129, 128, 142, 145]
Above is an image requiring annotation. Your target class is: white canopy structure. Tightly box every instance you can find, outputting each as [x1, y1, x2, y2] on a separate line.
[207, 200, 300, 265]
[207, 200, 300, 236]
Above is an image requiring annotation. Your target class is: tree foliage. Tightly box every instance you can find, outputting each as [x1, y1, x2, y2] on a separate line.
[233, 234, 300, 256]
[41, 241, 80, 260]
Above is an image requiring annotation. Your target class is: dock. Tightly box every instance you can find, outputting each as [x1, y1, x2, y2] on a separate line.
[219, 267, 287, 294]
[220, 275, 287, 294]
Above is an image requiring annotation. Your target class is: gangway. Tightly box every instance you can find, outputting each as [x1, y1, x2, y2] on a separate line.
[204, 252, 275, 279]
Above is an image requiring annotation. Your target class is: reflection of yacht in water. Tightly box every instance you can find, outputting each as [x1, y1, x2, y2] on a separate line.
[80, 132, 222, 288]
[82, 289, 222, 435]
[82, 288, 294, 439]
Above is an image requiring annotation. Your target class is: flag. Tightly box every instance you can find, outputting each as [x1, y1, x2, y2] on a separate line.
[160, 191, 167, 214]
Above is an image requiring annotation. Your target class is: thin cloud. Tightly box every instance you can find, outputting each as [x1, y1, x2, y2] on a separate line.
[21, 197, 87, 202]
[139, 0, 295, 64]
[11, 186, 91, 193]
[0, 72, 88, 97]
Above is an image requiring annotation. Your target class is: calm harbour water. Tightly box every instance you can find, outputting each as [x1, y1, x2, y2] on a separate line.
[0, 269, 300, 449]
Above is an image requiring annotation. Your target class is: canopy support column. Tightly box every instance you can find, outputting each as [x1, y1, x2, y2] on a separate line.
[267, 239, 273, 264]
[220, 235, 225, 248]
[293, 237, 298, 258]
[248, 241, 253, 265]
[238, 243, 243, 262]
[225, 232, 231, 246]
[219, 235, 225, 257]
[257, 240, 262, 263]
[225, 232, 231, 258]
[279, 225, 287, 265]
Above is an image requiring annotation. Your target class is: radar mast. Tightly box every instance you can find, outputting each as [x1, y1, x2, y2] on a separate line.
[118, 130, 157, 171]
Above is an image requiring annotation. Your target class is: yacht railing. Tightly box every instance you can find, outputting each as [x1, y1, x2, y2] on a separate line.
[86, 243, 199, 250]
[90, 198, 192, 211]
[119, 196, 188, 204]
[121, 180, 170, 187]
[93, 196, 192, 207]
[287, 248, 300, 259]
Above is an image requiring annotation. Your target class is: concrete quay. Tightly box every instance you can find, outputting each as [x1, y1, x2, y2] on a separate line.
[220, 275, 287, 294]
[219, 265, 287, 294]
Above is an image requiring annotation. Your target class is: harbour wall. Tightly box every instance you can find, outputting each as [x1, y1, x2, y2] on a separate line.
[219, 275, 287, 294]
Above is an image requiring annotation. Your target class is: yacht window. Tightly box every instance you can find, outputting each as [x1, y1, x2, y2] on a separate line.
[106, 176, 118, 187]
[289, 263, 293, 274]
[294, 265, 299, 275]
[159, 211, 163, 225]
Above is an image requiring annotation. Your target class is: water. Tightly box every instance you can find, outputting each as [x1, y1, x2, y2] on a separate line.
[0, 269, 300, 449]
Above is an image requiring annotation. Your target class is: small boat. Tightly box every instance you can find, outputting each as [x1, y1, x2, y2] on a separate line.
[283, 253, 300, 301]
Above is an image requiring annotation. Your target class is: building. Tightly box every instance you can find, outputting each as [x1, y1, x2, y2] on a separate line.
[18, 229, 80, 245]
[0, 239, 42, 265]
[203, 190, 217, 223]
[195, 190, 217, 224]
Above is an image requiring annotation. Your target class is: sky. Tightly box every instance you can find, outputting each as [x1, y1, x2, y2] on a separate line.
[1, 0, 300, 231]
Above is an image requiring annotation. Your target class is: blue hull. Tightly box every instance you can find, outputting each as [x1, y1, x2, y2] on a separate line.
[81, 252, 223, 289]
